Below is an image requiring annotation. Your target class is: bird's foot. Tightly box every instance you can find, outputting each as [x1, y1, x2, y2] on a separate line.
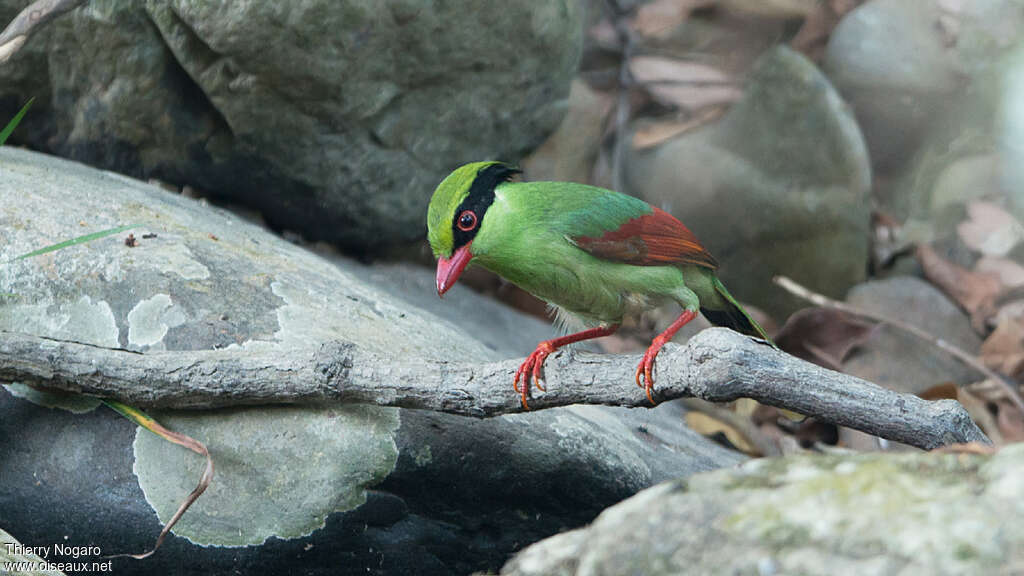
[634, 310, 696, 405]
[513, 341, 556, 410]
[635, 336, 668, 405]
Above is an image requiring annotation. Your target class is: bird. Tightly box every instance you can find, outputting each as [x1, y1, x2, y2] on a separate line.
[426, 161, 772, 409]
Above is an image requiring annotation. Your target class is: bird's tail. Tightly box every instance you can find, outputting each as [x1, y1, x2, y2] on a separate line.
[701, 277, 776, 347]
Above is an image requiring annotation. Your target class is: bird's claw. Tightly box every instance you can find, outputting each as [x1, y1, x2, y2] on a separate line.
[514, 342, 555, 410]
[635, 349, 659, 406]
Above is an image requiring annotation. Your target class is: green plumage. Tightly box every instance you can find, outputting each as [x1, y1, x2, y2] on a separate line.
[427, 161, 771, 341]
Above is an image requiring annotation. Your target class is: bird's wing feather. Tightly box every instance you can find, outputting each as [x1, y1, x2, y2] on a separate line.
[569, 205, 718, 270]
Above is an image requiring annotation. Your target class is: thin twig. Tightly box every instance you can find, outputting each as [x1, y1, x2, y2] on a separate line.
[637, 79, 740, 88]
[604, 0, 634, 193]
[0, 0, 85, 63]
[773, 275, 1024, 414]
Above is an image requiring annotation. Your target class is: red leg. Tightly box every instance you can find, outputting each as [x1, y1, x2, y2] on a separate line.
[636, 309, 697, 405]
[514, 324, 619, 410]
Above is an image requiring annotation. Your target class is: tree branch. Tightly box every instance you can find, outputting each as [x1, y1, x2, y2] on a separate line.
[0, 328, 987, 450]
[0, 0, 85, 64]
[774, 274, 1024, 414]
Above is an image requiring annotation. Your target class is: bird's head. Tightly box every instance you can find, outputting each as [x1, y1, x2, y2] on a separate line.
[427, 161, 520, 297]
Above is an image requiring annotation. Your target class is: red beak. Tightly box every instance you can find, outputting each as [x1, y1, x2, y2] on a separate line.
[436, 243, 473, 297]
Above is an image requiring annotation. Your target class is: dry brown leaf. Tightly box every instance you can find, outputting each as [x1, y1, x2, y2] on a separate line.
[976, 256, 1024, 288]
[918, 382, 960, 401]
[920, 382, 1006, 444]
[957, 201, 1024, 257]
[629, 56, 741, 110]
[774, 307, 879, 370]
[916, 243, 1003, 330]
[790, 1, 864, 57]
[632, 106, 727, 149]
[931, 442, 998, 455]
[958, 385, 1006, 445]
[720, 0, 817, 18]
[981, 317, 1024, 378]
[996, 398, 1024, 443]
[685, 411, 756, 454]
[995, 298, 1024, 328]
[632, 0, 716, 39]
[752, 403, 835, 448]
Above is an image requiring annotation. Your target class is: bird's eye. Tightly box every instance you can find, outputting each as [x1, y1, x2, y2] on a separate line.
[457, 210, 477, 232]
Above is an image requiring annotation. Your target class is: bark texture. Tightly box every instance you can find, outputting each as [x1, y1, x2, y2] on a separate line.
[0, 327, 987, 450]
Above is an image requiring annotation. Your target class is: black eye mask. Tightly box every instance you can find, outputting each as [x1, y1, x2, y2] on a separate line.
[451, 163, 520, 250]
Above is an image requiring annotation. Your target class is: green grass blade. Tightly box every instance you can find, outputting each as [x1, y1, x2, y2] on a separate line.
[103, 400, 214, 560]
[0, 97, 34, 146]
[6, 224, 135, 263]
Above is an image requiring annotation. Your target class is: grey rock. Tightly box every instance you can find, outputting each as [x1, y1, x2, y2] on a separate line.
[0, 148, 743, 575]
[823, 0, 959, 172]
[842, 277, 983, 395]
[135, 405, 401, 547]
[0, 529, 66, 576]
[930, 154, 1002, 215]
[625, 46, 871, 318]
[522, 79, 612, 186]
[502, 444, 1024, 576]
[0, 0, 581, 252]
[351, 259, 559, 356]
[1000, 43, 1024, 221]
[825, 0, 1024, 222]
[2, 382, 102, 413]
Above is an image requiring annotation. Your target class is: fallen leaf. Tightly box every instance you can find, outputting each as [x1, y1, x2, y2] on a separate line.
[632, 106, 727, 149]
[790, 0, 865, 58]
[996, 399, 1024, 443]
[918, 382, 960, 401]
[995, 298, 1024, 328]
[632, 0, 716, 39]
[720, 0, 817, 18]
[957, 201, 1024, 257]
[685, 411, 755, 454]
[916, 243, 1003, 331]
[931, 442, 998, 455]
[775, 307, 879, 370]
[976, 256, 1024, 288]
[981, 317, 1024, 378]
[629, 56, 741, 110]
[967, 378, 1012, 403]
[919, 382, 1006, 444]
[958, 385, 1006, 445]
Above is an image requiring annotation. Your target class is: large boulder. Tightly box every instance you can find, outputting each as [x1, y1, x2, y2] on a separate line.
[841, 277, 984, 395]
[0, 0, 582, 252]
[0, 148, 743, 575]
[823, 0, 961, 173]
[824, 0, 1024, 224]
[625, 46, 871, 318]
[502, 444, 1024, 576]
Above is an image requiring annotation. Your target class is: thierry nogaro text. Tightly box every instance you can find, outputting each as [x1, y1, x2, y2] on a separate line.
[5, 542, 101, 559]
[3, 542, 112, 573]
